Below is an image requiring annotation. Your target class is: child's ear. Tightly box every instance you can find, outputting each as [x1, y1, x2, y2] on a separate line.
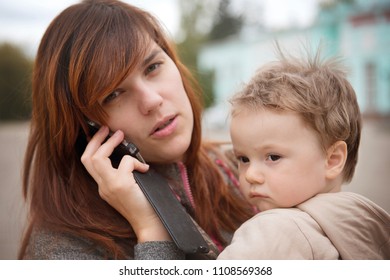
[325, 141, 347, 180]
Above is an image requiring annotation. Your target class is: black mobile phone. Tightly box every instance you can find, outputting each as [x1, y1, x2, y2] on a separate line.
[86, 121, 209, 255]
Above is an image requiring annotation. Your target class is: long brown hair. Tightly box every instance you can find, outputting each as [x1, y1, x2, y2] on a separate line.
[19, 0, 252, 259]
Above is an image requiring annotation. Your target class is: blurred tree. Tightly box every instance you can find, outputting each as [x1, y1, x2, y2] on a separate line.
[177, 0, 244, 108]
[0, 43, 33, 120]
[177, 0, 218, 108]
[320, 0, 356, 9]
[208, 0, 243, 41]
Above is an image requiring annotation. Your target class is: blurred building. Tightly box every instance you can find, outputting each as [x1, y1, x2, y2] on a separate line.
[199, 0, 390, 129]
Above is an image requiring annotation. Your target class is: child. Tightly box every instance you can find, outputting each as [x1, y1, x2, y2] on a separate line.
[218, 47, 390, 259]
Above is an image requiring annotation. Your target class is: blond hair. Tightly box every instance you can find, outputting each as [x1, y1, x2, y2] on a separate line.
[230, 46, 361, 183]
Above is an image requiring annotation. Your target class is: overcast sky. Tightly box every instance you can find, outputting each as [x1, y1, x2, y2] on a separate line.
[0, 0, 318, 57]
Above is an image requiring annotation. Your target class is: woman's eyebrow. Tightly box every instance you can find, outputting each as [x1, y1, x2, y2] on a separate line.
[142, 49, 162, 67]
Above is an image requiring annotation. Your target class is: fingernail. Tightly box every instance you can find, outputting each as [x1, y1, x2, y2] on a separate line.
[99, 126, 108, 133]
[113, 130, 122, 137]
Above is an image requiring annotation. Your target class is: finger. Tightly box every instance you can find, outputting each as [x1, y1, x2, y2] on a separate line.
[82, 125, 109, 159]
[133, 159, 150, 173]
[117, 155, 149, 174]
[91, 130, 129, 179]
[94, 129, 125, 159]
[81, 126, 110, 176]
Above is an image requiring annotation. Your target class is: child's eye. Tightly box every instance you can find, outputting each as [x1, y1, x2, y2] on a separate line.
[267, 154, 281, 162]
[237, 156, 250, 163]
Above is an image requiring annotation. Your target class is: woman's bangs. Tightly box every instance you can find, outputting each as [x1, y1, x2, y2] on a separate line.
[86, 21, 149, 105]
[71, 2, 166, 122]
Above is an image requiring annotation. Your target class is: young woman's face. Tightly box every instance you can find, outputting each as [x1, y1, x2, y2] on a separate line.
[230, 108, 332, 212]
[100, 41, 194, 163]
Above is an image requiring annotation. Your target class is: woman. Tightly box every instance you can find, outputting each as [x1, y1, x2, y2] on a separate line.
[19, 0, 253, 259]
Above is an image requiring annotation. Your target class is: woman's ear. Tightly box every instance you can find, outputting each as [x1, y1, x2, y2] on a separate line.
[325, 141, 347, 180]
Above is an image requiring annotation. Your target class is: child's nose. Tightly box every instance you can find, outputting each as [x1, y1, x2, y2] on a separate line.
[245, 164, 265, 185]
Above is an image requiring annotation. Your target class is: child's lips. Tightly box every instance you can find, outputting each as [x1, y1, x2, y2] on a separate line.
[249, 192, 269, 199]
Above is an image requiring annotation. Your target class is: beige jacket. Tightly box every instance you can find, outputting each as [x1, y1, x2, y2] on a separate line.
[218, 192, 390, 259]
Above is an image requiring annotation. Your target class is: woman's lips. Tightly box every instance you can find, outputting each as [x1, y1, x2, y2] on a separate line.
[151, 115, 177, 137]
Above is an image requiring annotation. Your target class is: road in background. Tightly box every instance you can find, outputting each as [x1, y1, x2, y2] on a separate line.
[0, 122, 28, 260]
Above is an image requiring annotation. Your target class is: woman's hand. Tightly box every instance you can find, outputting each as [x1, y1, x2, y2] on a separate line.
[81, 126, 171, 242]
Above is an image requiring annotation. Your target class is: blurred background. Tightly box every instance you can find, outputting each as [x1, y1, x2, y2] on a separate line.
[1, 0, 389, 259]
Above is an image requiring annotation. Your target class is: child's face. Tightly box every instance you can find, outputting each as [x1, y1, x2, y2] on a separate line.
[230, 108, 331, 212]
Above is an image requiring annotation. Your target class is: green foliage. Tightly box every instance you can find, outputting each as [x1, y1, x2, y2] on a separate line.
[0, 43, 33, 121]
[320, 0, 356, 9]
[177, 0, 242, 108]
[177, 38, 215, 108]
[197, 68, 215, 108]
[176, 0, 213, 108]
[208, 0, 243, 41]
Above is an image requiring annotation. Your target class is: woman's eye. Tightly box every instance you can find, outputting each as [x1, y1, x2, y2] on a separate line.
[145, 63, 161, 75]
[267, 154, 281, 162]
[102, 90, 121, 104]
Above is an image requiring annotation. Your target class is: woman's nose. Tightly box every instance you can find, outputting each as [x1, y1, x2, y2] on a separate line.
[137, 83, 163, 115]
